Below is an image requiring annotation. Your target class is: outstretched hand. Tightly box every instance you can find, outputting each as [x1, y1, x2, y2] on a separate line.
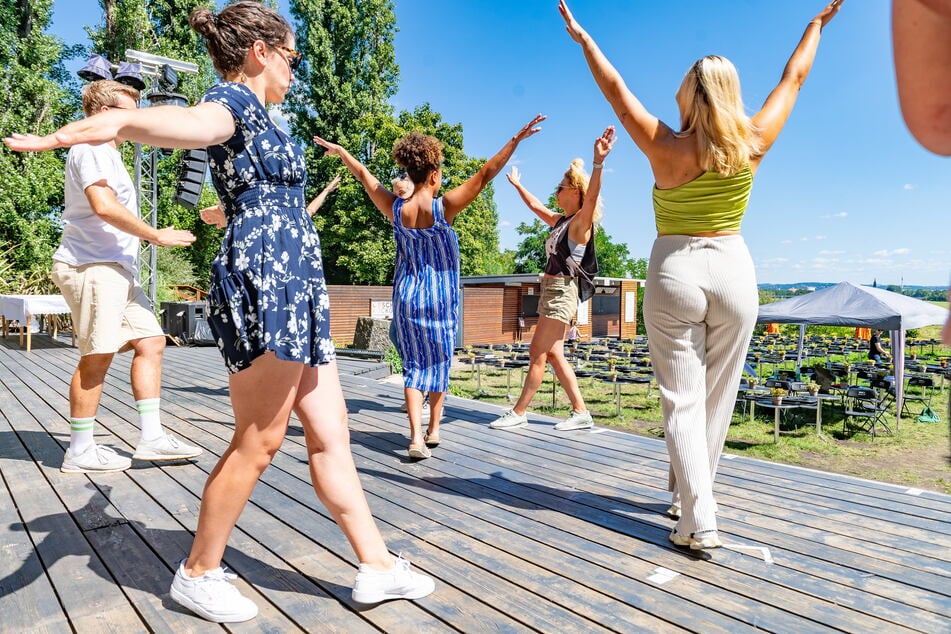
[199, 204, 227, 229]
[3, 133, 63, 152]
[813, 0, 844, 28]
[558, 0, 587, 43]
[325, 174, 343, 191]
[4, 110, 123, 152]
[506, 166, 523, 188]
[152, 227, 196, 247]
[593, 126, 617, 163]
[312, 135, 344, 156]
[513, 114, 546, 143]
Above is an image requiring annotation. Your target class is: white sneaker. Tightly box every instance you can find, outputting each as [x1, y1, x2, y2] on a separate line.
[401, 402, 430, 417]
[133, 434, 202, 461]
[169, 560, 258, 623]
[554, 410, 593, 431]
[488, 409, 528, 430]
[61, 444, 131, 473]
[667, 495, 717, 520]
[351, 556, 435, 604]
[669, 528, 722, 550]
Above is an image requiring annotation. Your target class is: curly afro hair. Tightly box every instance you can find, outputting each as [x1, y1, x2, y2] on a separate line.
[392, 131, 443, 185]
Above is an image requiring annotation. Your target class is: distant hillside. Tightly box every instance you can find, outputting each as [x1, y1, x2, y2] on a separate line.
[759, 282, 946, 291]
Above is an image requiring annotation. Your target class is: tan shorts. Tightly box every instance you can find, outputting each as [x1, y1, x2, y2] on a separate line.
[52, 261, 164, 356]
[539, 275, 579, 324]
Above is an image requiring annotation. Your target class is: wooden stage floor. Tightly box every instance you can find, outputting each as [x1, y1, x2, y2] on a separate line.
[0, 334, 948, 633]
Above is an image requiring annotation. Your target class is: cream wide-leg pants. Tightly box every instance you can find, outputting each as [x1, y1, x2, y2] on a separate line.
[644, 234, 758, 536]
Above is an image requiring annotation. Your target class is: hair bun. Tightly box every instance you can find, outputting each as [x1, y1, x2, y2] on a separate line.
[570, 158, 585, 170]
[189, 7, 218, 38]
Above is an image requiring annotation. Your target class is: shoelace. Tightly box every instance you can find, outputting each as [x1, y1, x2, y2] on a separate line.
[95, 445, 120, 464]
[203, 566, 238, 582]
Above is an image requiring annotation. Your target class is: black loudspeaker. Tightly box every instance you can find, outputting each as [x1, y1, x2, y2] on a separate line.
[174, 148, 208, 208]
[161, 301, 207, 341]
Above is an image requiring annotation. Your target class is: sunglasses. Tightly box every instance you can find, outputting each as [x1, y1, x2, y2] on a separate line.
[275, 45, 302, 72]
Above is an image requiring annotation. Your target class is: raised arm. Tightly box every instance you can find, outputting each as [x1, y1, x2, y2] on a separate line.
[752, 0, 844, 161]
[442, 114, 545, 223]
[506, 166, 562, 227]
[893, 0, 951, 155]
[313, 136, 396, 221]
[4, 102, 235, 152]
[558, 1, 674, 162]
[569, 126, 617, 243]
[86, 182, 196, 247]
[306, 174, 343, 216]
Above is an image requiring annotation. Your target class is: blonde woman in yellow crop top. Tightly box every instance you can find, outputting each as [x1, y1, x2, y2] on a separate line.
[559, 0, 843, 550]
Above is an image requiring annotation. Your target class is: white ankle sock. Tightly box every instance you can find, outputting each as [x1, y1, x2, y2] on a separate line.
[136, 398, 162, 441]
[69, 417, 95, 455]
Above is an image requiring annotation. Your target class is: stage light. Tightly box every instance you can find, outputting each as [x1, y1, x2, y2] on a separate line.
[77, 54, 113, 82]
[114, 62, 146, 90]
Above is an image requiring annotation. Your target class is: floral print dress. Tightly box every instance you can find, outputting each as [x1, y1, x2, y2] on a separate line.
[202, 82, 334, 373]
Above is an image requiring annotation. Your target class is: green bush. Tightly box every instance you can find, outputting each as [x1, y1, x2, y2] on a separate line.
[384, 345, 403, 374]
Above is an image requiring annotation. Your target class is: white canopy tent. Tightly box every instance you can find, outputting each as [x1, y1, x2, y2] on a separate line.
[757, 282, 949, 423]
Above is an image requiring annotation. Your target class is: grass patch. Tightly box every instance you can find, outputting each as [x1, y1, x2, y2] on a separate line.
[450, 352, 951, 494]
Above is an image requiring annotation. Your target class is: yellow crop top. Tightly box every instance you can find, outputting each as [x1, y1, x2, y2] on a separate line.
[652, 165, 753, 235]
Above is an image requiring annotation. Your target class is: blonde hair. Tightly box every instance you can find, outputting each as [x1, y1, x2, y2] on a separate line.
[561, 158, 603, 223]
[81, 80, 139, 117]
[675, 55, 761, 177]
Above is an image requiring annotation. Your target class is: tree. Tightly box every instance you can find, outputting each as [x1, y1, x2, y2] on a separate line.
[0, 0, 79, 279]
[314, 104, 506, 284]
[85, 0, 222, 283]
[511, 189, 647, 278]
[286, 0, 399, 193]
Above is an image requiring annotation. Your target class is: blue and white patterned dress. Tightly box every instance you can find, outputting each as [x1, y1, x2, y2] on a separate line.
[392, 197, 460, 392]
[202, 82, 334, 373]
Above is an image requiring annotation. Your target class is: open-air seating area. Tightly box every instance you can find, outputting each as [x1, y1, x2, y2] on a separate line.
[458, 334, 951, 442]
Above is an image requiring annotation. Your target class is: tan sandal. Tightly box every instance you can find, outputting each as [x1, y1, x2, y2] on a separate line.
[407, 444, 431, 460]
[424, 432, 441, 448]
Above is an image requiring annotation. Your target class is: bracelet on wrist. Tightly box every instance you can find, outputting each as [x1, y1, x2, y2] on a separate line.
[592, 161, 604, 170]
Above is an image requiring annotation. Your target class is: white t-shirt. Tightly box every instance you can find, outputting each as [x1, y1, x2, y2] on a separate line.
[53, 143, 140, 274]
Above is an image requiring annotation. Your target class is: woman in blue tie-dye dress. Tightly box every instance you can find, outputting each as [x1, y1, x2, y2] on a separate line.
[314, 114, 545, 459]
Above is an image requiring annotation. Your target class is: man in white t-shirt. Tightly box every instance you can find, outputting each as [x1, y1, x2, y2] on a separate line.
[52, 80, 202, 473]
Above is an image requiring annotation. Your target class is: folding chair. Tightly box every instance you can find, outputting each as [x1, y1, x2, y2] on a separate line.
[844, 386, 891, 437]
[902, 375, 935, 418]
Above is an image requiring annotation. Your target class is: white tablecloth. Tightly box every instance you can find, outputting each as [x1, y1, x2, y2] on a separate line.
[0, 294, 71, 331]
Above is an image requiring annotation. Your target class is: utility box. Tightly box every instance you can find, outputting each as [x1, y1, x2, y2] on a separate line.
[161, 301, 207, 341]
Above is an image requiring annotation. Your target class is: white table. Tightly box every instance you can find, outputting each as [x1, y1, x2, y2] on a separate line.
[0, 294, 72, 351]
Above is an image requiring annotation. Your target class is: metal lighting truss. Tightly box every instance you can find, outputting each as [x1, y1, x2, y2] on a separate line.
[125, 49, 199, 308]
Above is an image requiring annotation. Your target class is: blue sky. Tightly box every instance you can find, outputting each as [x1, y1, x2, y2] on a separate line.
[51, 1, 949, 286]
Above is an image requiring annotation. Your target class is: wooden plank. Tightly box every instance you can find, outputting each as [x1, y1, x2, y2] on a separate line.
[2, 341, 949, 633]
[340, 376, 951, 628]
[4, 346, 428, 633]
[0, 379, 145, 631]
[0, 418, 71, 633]
[343, 409, 941, 634]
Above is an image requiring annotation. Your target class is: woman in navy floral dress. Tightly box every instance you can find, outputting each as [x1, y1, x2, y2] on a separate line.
[5, 1, 434, 623]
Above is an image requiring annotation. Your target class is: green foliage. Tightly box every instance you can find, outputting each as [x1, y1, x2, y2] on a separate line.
[308, 104, 505, 284]
[286, 0, 399, 148]
[383, 344, 402, 374]
[512, 217, 646, 279]
[155, 245, 198, 307]
[85, 0, 223, 283]
[0, 0, 79, 277]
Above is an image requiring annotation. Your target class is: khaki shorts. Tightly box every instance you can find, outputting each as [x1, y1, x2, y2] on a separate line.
[52, 261, 164, 356]
[539, 275, 579, 324]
